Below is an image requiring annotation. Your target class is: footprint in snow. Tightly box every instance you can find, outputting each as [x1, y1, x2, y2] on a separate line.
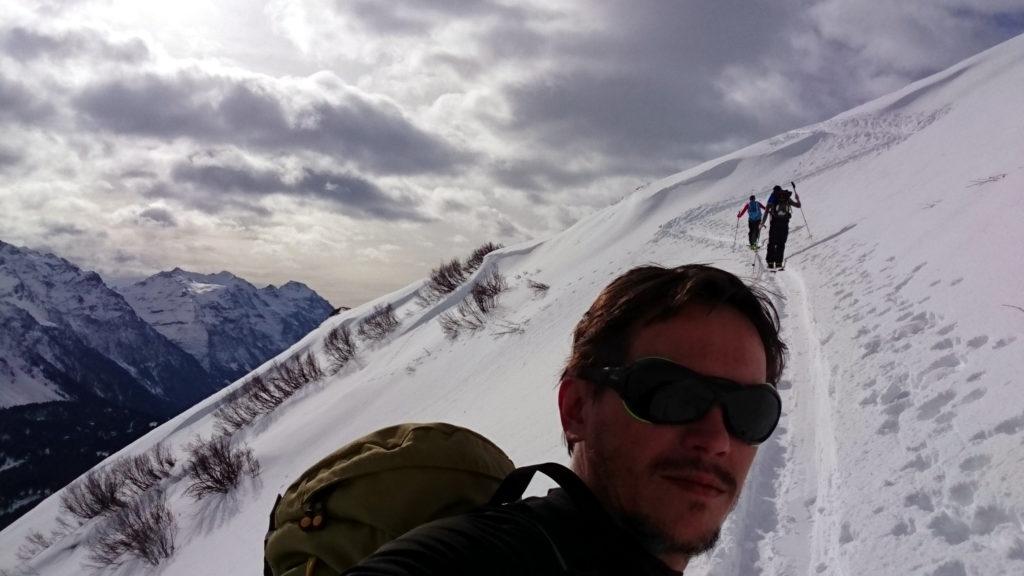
[948, 481, 976, 506]
[993, 336, 1017, 349]
[904, 490, 935, 512]
[966, 335, 988, 349]
[927, 512, 970, 545]
[916, 390, 956, 421]
[958, 454, 990, 472]
[892, 518, 916, 536]
[929, 559, 967, 576]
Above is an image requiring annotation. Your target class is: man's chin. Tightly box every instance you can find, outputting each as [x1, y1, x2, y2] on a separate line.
[618, 508, 723, 559]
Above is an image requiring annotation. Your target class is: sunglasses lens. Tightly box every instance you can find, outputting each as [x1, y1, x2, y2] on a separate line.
[642, 383, 714, 424]
[723, 387, 781, 443]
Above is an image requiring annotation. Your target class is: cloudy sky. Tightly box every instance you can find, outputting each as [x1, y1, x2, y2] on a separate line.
[2, 1, 1023, 306]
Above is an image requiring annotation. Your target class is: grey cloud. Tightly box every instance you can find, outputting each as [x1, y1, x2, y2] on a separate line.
[0, 147, 21, 168]
[45, 223, 87, 237]
[168, 158, 430, 221]
[0, 74, 53, 124]
[75, 72, 468, 175]
[121, 169, 158, 179]
[0, 26, 149, 63]
[172, 160, 285, 195]
[489, 157, 602, 193]
[138, 207, 178, 227]
[343, 0, 525, 35]
[496, 1, 795, 174]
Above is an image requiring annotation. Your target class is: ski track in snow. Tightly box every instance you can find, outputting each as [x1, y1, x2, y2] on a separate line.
[651, 193, 1023, 575]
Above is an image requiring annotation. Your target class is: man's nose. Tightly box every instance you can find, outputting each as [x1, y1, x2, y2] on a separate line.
[679, 404, 732, 456]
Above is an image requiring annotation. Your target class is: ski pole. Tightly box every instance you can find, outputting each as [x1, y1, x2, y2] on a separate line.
[733, 216, 739, 248]
[793, 180, 812, 238]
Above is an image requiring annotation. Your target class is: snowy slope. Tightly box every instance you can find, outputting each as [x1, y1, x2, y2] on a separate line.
[3, 32, 1023, 576]
[119, 269, 334, 385]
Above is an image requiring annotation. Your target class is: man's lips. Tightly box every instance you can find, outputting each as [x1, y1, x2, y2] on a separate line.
[660, 472, 730, 497]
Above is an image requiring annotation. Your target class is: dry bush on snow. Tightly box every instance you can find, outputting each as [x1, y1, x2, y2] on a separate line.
[214, 353, 324, 435]
[324, 323, 357, 372]
[437, 269, 509, 339]
[61, 468, 127, 520]
[88, 495, 176, 567]
[60, 443, 178, 524]
[463, 242, 503, 273]
[213, 382, 262, 434]
[491, 320, 527, 338]
[116, 445, 176, 495]
[15, 531, 51, 561]
[470, 268, 508, 312]
[527, 279, 550, 296]
[438, 299, 487, 340]
[184, 435, 260, 500]
[417, 259, 467, 305]
[358, 304, 400, 341]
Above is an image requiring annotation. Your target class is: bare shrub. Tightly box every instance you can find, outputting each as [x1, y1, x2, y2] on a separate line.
[464, 242, 503, 272]
[213, 385, 260, 435]
[358, 304, 400, 341]
[298, 352, 323, 382]
[15, 531, 51, 561]
[323, 324, 357, 372]
[61, 468, 127, 520]
[184, 435, 260, 500]
[89, 495, 176, 567]
[438, 299, 487, 340]
[470, 269, 508, 313]
[491, 320, 527, 338]
[270, 358, 306, 395]
[527, 279, 550, 296]
[419, 259, 467, 304]
[214, 353, 324, 435]
[119, 445, 176, 495]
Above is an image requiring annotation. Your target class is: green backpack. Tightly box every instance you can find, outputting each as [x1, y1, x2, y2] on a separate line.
[263, 422, 516, 576]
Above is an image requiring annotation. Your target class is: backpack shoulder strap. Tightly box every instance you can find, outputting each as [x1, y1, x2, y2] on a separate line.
[489, 463, 587, 505]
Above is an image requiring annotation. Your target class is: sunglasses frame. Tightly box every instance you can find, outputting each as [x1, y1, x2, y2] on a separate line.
[583, 357, 781, 444]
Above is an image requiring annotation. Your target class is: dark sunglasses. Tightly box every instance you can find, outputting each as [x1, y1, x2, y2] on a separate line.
[583, 357, 781, 444]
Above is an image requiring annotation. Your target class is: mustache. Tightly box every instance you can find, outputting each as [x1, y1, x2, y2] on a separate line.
[650, 456, 738, 493]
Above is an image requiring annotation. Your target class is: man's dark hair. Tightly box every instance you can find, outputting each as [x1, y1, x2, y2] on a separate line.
[561, 264, 786, 454]
[562, 263, 786, 389]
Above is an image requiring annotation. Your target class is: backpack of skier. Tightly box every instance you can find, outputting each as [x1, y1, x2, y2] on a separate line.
[770, 196, 792, 219]
[263, 422, 516, 576]
[748, 200, 761, 221]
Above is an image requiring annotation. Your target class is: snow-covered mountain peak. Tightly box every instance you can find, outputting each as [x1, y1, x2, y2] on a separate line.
[119, 268, 333, 384]
[0, 241, 215, 412]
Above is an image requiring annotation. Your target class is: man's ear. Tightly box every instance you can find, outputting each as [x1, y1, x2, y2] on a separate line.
[558, 376, 591, 446]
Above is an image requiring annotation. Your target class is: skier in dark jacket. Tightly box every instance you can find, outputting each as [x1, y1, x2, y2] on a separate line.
[737, 195, 767, 249]
[343, 264, 788, 575]
[764, 188, 801, 269]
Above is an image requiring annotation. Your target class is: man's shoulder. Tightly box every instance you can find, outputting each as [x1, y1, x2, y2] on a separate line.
[343, 492, 569, 576]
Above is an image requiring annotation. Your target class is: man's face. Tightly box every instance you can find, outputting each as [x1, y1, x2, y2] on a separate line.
[562, 304, 768, 565]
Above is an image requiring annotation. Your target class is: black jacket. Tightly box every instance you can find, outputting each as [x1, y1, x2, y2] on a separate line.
[341, 464, 680, 576]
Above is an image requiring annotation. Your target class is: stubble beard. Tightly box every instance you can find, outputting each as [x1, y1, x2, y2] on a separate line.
[585, 444, 735, 561]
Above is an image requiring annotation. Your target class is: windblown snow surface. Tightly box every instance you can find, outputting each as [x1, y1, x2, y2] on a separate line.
[3, 33, 1024, 576]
